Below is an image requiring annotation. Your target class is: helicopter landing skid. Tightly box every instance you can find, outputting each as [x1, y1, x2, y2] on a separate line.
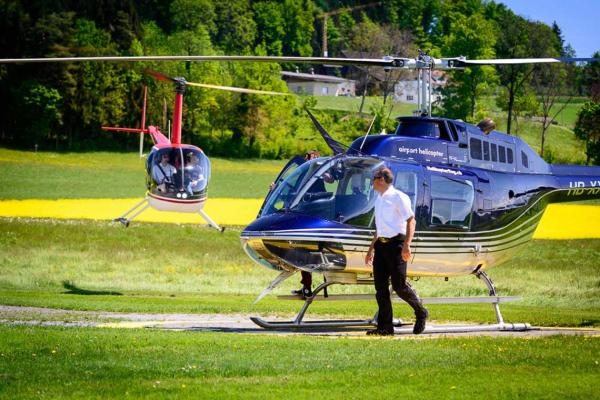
[250, 280, 408, 330]
[250, 271, 532, 333]
[113, 197, 150, 227]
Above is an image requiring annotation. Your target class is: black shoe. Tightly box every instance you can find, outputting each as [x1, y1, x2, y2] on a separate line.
[413, 310, 429, 334]
[366, 328, 394, 336]
[291, 288, 312, 298]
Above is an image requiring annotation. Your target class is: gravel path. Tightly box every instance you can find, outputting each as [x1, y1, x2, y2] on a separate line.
[1, 305, 599, 338]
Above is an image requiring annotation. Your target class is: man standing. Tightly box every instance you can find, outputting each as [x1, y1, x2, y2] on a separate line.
[365, 167, 428, 335]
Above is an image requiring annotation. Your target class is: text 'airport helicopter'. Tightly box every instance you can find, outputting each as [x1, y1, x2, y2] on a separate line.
[102, 69, 289, 232]
[2, 52, 599, 333]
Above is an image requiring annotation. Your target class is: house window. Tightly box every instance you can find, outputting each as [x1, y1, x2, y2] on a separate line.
[321, 86, 329, 95]
[406, 95, 414, 101]
[430, 175, 474, 229]
[470, 138, 482, 160]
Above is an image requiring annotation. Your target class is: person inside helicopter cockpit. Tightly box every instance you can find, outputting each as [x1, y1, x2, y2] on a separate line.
[184, 151, 206, 194]
[152, 153, 177, 193]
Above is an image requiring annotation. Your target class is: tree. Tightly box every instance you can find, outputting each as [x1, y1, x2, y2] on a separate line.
[574, 101, 600, 165]
[493, 12, 561, 134]
[581, 51, 600, 102]
[532, 63, 571, 157]
[440, 11, 497, 121]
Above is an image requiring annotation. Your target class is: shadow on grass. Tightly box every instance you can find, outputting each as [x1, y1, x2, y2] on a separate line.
[62, 281, 122, 296]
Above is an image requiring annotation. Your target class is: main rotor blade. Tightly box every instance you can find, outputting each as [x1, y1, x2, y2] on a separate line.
[186, 82, 290, 96]
[456, 57, 600, 66]
[0, 55, 396, 67]
[143, 68, 176, 82]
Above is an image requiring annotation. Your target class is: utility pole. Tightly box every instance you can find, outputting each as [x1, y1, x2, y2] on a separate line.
[319, 2, 382, 58]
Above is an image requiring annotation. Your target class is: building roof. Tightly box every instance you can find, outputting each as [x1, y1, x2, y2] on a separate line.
[281, 71, 353, 84]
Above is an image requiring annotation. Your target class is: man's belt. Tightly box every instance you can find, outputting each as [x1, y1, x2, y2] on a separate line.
[377, 234, 405, 243]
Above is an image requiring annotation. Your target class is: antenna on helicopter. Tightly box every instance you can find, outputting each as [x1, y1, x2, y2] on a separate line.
[359, 114, 377, 152]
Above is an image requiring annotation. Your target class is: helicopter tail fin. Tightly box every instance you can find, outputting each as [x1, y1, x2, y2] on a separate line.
[253, 269, 297, 304]
[305, 108, 346, 155]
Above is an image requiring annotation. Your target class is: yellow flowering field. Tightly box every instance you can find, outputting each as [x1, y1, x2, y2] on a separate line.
[0, 198, 263, 226]
[0, 199, 598, 238]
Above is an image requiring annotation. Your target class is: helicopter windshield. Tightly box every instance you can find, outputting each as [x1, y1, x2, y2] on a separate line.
[146, 147, 210, 198]
[260, 158, 328, 216]
[262, 157, 385, 227]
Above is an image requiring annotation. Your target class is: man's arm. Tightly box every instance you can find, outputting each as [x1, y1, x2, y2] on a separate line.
[365, 232, 378, 265]
[401, 216, 416, 262]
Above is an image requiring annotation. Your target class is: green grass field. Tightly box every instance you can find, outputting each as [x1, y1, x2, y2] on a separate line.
[1, 326, 598, 399]
[0, 148, 286, 200]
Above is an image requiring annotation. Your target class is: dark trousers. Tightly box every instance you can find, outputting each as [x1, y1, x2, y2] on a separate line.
[300, 271, 312, 288]
[373, 238, 427, 332]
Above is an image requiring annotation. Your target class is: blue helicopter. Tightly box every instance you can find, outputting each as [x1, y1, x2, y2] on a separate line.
[236, 54, 600, 331]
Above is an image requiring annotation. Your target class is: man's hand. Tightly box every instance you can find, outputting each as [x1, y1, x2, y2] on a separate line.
[365, 248, 374, 266]
[401, 243, 412, 262]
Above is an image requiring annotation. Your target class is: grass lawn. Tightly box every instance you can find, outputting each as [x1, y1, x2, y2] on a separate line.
[0, 218, 598, 327]
[0, 148, 285, 200]
[1, 325, 598, 399]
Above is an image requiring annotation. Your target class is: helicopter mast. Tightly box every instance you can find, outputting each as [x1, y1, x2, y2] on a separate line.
[172, 78, 186, 145]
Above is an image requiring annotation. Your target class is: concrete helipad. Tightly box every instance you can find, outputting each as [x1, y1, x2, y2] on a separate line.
[2, 305, 599, 338]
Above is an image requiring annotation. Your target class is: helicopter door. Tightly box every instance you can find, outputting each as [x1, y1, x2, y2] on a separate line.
[257, 155, 306, 217]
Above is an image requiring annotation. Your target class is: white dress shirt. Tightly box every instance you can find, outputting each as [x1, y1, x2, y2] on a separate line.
[374, 186, 414, 238]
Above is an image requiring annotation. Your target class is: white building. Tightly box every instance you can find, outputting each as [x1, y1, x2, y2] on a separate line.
[394, 71, 446, 104]
[281, 71, 356, 96]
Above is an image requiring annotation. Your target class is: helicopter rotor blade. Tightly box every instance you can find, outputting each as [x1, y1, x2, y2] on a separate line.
[0, 55, 397, 67]
[454, 57, 600, 67]
[186, 81, 290, 96]
[143, 68, 176, 82]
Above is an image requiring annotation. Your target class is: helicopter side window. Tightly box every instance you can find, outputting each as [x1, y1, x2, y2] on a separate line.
[151, 151, 178, 193]
[498, 146, 506, 163]
[470, 138, 482, 160]
[482, 141, 490, 161]
[430, 175, 474, 229]
[491, 143, 498, 162]
[521, 151, 529, 169]
[394, 171, 417, 211]
[507, 148, 514, 164]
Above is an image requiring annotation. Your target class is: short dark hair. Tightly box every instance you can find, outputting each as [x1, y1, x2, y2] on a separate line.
[304, 150, 320, 160]
[374, 167, 393, 184]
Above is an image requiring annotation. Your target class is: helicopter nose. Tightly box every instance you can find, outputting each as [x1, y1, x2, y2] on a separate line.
[241, 213, 349, 273]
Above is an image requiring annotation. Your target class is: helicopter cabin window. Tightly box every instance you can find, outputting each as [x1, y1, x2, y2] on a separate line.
[498, 145, 506, 163]
[393, 171, 417, 211]
[491, 143, 498, 162]
[395, 121, 442, 139]
[482, 141, 490, 161]
[507, 148, 514, 164]
[470, 138, 482, 160]
[430, 175, 474, 229]
[521, 151, 529, 168]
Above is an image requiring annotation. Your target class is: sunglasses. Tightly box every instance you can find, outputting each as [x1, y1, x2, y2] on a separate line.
[373, 175, 383, 180]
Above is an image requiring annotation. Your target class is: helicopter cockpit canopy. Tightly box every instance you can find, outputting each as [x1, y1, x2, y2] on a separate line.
[146, 147, 210, 199]
[261, 157, 385, 227]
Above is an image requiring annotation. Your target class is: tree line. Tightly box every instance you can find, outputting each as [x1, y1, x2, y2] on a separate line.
[0, 0, 599, 162]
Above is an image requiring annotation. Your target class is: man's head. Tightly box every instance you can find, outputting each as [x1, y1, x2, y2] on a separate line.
[372, 167, 393, 193]
[160, 154, 170, 163]
[304, 150, 320, 161]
